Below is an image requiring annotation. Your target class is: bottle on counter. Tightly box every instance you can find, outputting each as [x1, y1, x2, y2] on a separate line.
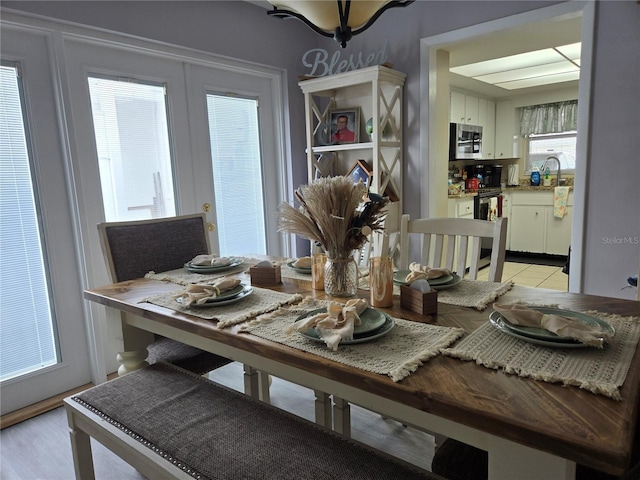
[530, 166, 541, 187]
[543, 166, 551, 186]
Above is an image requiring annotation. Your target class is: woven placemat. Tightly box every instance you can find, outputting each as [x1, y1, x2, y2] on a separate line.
[144, 287, 303, 329]
[144, 256, 262, 285]
[435, 279, 513, 310]
[442, 311, 640, 400]
[241, 297, 464, 382]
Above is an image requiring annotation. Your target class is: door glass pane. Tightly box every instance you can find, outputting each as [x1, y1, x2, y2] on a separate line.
[88, 76, 176, 221]
[0, 64, 58, 382]
[206, 94, 266, 255]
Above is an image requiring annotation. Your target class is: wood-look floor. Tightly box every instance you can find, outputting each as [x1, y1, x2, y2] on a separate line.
[0, 362, 435, 479]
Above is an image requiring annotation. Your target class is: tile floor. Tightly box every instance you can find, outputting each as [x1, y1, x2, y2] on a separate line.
[477, 261, 568, 291]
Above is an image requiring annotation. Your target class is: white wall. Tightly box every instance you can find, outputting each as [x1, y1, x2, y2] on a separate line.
[3, 0, 639, 299]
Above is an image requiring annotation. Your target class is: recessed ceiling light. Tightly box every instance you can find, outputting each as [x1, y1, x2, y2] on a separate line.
[450, 42, 581, 90]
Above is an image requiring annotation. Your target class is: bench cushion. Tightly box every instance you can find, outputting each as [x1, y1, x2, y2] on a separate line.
[73, 362, 436, 480]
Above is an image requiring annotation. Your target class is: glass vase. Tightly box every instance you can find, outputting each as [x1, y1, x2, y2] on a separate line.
[324, 254, 358, 297]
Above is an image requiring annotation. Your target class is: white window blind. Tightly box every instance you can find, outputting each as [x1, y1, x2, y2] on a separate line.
[206, 94, 266, 255]
[0, 64, 58, 381]
[88, 76, 176, 221]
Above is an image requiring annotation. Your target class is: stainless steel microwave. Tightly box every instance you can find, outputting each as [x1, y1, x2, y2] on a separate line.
[449, 123, 483, 160]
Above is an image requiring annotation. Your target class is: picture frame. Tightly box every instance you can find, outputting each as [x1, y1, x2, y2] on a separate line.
[329, 107, 360, 144]
[347, 159, 400, 202]
[347, 159, 373, 188]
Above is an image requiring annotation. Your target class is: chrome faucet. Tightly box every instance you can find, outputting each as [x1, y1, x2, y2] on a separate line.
[543, 156, 561, 186]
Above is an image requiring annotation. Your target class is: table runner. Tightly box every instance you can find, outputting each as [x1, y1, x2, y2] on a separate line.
[442, 311, 640, 400]
[435, 279, 514, 310]
[144, 287, 303, 329]
[240, 297, 465, 382]
[144, 256, 261, 285]
[358, 276, 514, 311]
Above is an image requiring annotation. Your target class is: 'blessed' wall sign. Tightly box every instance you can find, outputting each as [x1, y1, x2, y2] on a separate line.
[301, 39, 389, 77]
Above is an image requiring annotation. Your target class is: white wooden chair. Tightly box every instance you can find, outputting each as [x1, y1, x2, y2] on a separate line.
[399, 215, 508, 282]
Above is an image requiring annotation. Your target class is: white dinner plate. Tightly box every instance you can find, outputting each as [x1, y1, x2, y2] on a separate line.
[184, 257, 243, 273]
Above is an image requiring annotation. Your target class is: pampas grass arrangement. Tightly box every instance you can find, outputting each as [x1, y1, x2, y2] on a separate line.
[278, 176, 388, 260]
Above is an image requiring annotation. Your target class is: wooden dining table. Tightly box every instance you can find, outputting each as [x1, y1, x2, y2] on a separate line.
[84, 265, 640, 480]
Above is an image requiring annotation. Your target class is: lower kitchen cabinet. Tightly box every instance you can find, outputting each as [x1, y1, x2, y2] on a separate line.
[507, 191, 572, 255]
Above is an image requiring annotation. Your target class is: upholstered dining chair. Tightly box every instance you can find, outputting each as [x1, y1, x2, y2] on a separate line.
[399, 215, 508, 282]
[96, 213, 233, 376]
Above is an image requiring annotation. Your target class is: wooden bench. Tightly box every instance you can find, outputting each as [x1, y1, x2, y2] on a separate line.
[65, 362, 440, 480]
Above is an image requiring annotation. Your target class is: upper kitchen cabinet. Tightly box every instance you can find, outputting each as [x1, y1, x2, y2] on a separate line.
[495, 100, 519, 159]
[299, 65, 405, 216]
[451, 90, 496, 159]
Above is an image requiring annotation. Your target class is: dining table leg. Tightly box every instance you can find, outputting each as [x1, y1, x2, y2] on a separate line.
[487, 436, 576, 480]
[314, 390, 332, 428]
[332, 396, 351, 437]
[116, 312, 155, 376]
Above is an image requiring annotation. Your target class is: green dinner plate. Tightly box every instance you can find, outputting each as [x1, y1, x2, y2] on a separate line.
[298, 314, 395, 345]
[295, 307, 387, 336]
[287, 260, 312, 274]
[184, 257, 243, 273]
[494, 306, 614, 343]
[393, 270, 454, 286]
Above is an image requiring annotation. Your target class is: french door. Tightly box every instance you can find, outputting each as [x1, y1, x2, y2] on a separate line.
[1, 26, 91, 415]
[62, 37, 286, 374]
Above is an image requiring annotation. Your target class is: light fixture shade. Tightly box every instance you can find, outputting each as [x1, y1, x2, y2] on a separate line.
[269, 1, 390, 31]
[267, 0, 414, 48]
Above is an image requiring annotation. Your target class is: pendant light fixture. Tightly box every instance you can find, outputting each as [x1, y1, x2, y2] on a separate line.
[267, 1, 415, 48]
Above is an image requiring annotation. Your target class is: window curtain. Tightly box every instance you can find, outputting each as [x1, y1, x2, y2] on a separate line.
[520, 100, 578, 135]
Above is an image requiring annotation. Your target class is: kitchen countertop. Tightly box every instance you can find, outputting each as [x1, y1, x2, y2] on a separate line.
[449, 178, 573, 198]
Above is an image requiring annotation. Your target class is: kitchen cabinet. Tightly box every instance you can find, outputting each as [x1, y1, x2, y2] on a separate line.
[299, 65, 405, 250]
[450, 91, 479, 125]
[494, 100, 518, 159]
[451, 92, 495, 158]
[508, 191, 572, 255]
[478, 98, 496, 159]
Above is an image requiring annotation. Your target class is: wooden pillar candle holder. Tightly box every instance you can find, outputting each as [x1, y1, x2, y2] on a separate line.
[249, 262, 281, 285]
[400, 284, 437, 317]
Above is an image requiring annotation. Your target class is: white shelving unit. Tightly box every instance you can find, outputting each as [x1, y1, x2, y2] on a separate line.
[298, 65, 406, 252]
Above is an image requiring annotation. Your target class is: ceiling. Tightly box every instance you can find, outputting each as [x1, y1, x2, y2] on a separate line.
[444, 15, 582, 98]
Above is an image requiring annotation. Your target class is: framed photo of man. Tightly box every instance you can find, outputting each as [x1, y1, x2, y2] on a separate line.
[329, 108, 360, 144]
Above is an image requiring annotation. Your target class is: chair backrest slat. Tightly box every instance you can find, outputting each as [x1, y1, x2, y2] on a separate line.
[399, 215, 507, 282]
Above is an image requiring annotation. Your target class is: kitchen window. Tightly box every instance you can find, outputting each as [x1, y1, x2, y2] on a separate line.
[526, 131, 577, 174]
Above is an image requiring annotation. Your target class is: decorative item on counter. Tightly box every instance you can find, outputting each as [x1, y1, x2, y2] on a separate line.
[369, 256, 393, 307]
[277, 176, 388, 297]
[400, 279, 437, 317]
[530, 166, 541, 187]
[249, 260, 281, 285]
[311, 253, 326, 290]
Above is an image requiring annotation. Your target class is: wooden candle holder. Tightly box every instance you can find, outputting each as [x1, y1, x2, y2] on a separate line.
[400, 284, 438, 317]
[249, 264, 281, 285]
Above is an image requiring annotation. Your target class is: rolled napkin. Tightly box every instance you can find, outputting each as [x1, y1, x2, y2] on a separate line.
[405, 262, 451, 283]
[293, 256, 312, 268]
[175, 278, 241, 306]
[286, 298, 368, 351]
[493, 303, 612, 348]
[190, 254, 232, 267]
